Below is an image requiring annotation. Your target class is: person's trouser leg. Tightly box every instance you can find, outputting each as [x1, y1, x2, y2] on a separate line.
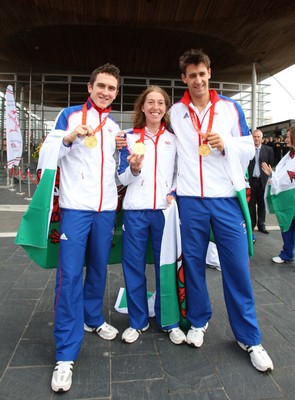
[279, 219, 295, 261]
[257, 181, 266, 229]
[122, 210, 150, 329]
[178, 197, 212, 328]
[83, 211, 116, 327]
[249, 181, 258, 230]
[212, 198, 261, 345]
[54, 209, 91, 361]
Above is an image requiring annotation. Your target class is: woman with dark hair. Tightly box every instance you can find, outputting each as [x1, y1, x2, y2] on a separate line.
[262, 126, 295, 263]
[117, 86, 186, 345]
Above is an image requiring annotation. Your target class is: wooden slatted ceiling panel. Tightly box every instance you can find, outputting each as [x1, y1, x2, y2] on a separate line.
[1, 0, 295, 82]
[5, 0, 290, 22]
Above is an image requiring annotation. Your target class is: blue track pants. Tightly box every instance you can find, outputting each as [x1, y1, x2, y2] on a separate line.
[178, 196, 261, 346]
[122, 209, 179, 331]
[279, 219, 295, 261]
[54, 209, 116, 361]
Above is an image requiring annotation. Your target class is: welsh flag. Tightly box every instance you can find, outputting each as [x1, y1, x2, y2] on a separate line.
[115, 288, 156, 317]
[223, 136, 254, 257]
[14, 167, 60, 267]
[15, 179, 154, 269]
[14, 133, 63, 268]
[159, 201, 187, 328]
[14, 132, 155, 269]
[265, 152, 295, 232]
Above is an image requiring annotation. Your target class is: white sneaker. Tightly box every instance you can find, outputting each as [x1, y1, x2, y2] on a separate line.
[51, 361, 74, 392]
[207, 264, 222, 271]
[122, 324, 149, 343]
[272, 256, 291, 264]
[165, 327, 186, 345]
[238, 342, 274, 372]
[84, 322, 119, 340]
[186, 322, 208, 348]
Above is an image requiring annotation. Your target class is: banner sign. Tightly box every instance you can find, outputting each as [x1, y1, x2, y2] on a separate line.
[5, 85, 23, 168]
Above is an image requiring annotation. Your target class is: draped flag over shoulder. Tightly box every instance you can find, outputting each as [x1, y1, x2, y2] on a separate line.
[15, 167, 60, 267]
[264, 152, 295, 232]
[223, 137, 254, 257]
[14, 132, 153, 268]
[14, 133, 63, 268]
[5, 85, 23, 168]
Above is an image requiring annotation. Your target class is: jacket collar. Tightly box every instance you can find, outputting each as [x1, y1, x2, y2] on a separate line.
[180, 89, 220, 108]
[87, 96, 112, 115]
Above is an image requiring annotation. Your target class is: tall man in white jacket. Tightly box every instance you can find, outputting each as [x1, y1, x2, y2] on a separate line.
[169, 49, 273, 373]
[39, 64, 122, 393]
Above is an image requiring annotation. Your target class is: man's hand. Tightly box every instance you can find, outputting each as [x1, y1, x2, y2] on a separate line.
[204, 132, 224, 152]
[166, 194, 176, 206]
[63, 125, 93, 145]
[116, 132, 127, 150]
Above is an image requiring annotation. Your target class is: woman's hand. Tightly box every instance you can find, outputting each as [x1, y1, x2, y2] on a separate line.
[261, 162, 272, 176]
[127, 153, 144, 176]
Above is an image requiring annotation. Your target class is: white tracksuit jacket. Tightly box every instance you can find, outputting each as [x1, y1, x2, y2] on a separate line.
[118, 127, 177, 210]
[170, 90, 254, 198]
[40, 98, 121, 212]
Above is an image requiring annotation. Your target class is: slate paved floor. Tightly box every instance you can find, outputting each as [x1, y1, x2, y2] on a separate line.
[0, 178, 295, 400]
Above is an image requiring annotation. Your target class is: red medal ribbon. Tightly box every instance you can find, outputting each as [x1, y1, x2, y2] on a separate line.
[82, 103, 108, 134]
[132, 123, 166, 210]
[188, 104, 215, 144]
[134, 122, 166, 144]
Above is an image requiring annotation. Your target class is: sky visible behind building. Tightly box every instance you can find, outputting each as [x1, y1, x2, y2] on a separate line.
[262, 64, 295, 123]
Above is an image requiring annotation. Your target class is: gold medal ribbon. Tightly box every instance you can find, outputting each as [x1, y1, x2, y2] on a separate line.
[82, 102, 108, 147]
[188, 104, 215, 156]
[133, 123, 166, 208]
[133, 122, 166, 145]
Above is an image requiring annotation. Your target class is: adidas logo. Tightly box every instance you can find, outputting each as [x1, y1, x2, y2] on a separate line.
[183, 112, 189, 119]
[60, 233, 68, 240]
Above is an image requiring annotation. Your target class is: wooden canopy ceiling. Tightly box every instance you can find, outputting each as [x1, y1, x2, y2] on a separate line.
[1, 0, 295, 83]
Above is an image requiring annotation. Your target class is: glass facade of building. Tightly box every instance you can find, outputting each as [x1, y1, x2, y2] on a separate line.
[0, 72, 271, 162]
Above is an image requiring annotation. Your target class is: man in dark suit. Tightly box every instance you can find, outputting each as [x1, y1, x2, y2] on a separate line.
[248, 129, 274, 234]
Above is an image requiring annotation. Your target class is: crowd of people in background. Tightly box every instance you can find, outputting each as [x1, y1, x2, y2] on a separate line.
[263, 133, 290, 165]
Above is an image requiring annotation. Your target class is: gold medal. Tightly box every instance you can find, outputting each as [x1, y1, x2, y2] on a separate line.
[132, 142, 145, 155]
[84, 136, 97, 149]
[198, 144, 211, 156]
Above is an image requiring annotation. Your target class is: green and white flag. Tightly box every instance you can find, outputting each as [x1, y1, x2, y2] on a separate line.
[115, 287, 156, 317]
[15, 132, 154, 268]
[159, 201, 182, 327]
[265, 152, 295, 232]
[15, 132, 63, 268]
[223, 136, 254, 257]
